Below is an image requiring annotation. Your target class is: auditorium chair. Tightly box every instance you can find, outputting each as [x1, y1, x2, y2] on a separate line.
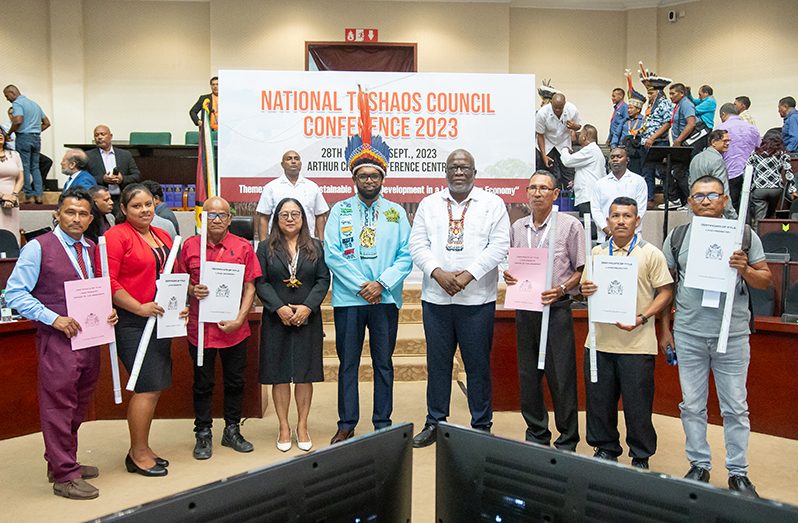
[761, 231, 798, 262]
[185, 130, 218, 145]
[784, 282, 798, 315]
[129, 132, 172, 145]
[749, 286, 775, 316]
[230, 215, 255, 242]
[0, 230, 20, 258]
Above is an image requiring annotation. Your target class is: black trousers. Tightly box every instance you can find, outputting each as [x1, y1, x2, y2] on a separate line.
[576, 202, 597, 241]
[188, 340, 248, 431]
[729, 175, 744, 214]
[516, 302, 579, 450]
[542, 148, 576, 187]
[584, 349, 656, 459]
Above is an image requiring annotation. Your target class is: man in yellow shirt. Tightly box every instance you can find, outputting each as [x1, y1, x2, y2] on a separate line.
[580, 196, 673, 469]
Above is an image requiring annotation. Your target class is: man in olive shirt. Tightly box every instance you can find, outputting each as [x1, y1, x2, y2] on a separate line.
[580, 196, 673, 469]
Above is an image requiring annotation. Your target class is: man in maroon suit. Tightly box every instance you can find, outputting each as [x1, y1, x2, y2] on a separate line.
[6, 188, 117, 499]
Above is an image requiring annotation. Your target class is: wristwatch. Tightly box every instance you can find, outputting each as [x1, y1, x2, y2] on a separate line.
[559, 284, 567, 296]
[638, 314, 649, 325]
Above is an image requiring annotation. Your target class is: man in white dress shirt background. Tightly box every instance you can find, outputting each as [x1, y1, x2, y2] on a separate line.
[86, 125, 141, 211]
[256, 150, 329, 240]
[590, 147, 648, 242]
[561, 124, 606, 239]
[536, 93, 582, 186]
[409, 149, 510, 448]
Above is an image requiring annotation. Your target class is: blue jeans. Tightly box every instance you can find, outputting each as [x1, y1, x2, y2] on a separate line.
[674, 332, 750, 476]
[15, 133, 42, 197]
[333, 304, 399, 431]
[422, 301, 495, 429]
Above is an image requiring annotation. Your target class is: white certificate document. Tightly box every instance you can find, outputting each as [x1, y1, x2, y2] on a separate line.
[590, 256, 638, 325]
[683, 216, 737, 293]
[156, 273, 189, 339]
[199, 262, 245, 323]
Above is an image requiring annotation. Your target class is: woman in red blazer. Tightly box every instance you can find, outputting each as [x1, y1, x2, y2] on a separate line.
[101, 184, 184, 477]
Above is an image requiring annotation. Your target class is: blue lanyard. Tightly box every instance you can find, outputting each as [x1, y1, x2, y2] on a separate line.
[609, 233, 637, 256]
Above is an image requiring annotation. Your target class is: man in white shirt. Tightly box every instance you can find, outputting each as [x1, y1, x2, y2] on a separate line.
[590, 147, 648, 242]
[536, 93, 582, 185]
[255, 150, 329, 240]
[561, 124, 606, 239]
[409, 149, 510, 448]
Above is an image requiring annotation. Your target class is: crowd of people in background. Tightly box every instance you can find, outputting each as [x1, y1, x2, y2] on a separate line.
[1, 69, 793, 503]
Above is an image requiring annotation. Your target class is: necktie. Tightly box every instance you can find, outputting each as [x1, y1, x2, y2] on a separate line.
[66, 175, 73, 189]
[73, 242, 89, 279]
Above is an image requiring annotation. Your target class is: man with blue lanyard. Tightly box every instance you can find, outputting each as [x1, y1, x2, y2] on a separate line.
[580, 196, 672, 469]
[6, 188, 117, 499]
[324, 94, 412, 444]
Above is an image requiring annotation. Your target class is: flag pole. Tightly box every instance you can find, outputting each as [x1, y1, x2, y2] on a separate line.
[196, 212, 207, 366]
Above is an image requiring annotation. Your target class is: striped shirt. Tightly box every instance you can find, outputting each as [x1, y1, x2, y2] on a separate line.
[748, 152, 796, 193]
[509, 211, 585, 294]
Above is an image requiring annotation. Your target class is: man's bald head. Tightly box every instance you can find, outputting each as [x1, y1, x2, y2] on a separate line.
[93, 124, 113, 150]
[203, 196, 230, 213]
[550, 93, 566, 117]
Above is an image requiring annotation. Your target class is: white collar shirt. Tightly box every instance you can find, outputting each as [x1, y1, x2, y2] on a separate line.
[99, 147, 120, 195]
[255, 174, 330, 237]
[559, 141, 606, 206]
[535, 102, 581, 154]
[589, 169, 648, 242]
[409, 187, 510, 305]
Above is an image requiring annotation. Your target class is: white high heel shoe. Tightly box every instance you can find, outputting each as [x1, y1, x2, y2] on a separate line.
[296, 430, 313, 451]
[276, 429, 292, 452]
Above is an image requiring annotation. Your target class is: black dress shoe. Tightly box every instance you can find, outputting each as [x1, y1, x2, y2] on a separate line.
[330, 428, 355, 445]
[593, 449, 618, 462]
[729, 475, 759, 498]
[155, 456, 169, 467]
[193, 428, 213, 460]
[684, 465, 710, 483]
[125, 454, 168, 477]
[412, 425, 437, 448]
[631, 458, 649, 469]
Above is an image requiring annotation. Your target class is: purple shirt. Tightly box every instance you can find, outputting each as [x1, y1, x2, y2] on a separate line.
[716, 115, 761, 180]
[509, 211, 585, 294]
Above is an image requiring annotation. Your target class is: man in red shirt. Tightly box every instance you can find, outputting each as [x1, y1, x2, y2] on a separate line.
[178, 196, 261, 459]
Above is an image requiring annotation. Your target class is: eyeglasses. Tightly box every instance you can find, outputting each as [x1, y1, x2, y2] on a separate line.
[689, 192, 722, 202]
[278, 211, 302, 221]
[446, 165, 474, 174]
[526, 185, 555, 194]
[208, 212, 229, 221]
[355, 172, 383, 182]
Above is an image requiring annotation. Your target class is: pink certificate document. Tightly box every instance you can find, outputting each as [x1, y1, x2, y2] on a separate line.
[64, 276, 116, 351]
[503, 247, 548, 312]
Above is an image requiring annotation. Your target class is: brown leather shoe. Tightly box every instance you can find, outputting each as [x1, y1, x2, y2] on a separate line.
[53, 478, 99, 500]
[329, 428, 354, 444]
[48, 464, 99, 483]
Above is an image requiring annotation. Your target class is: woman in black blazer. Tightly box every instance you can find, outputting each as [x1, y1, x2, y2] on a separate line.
[256, 197, 330, 452]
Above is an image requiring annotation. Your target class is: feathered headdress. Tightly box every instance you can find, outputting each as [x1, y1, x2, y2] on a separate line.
[537, 79, 561, 101]
[345, 86, 390, 175]
[638, 61, 671, 90]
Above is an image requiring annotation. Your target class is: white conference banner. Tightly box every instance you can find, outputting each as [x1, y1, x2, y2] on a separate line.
[218, 70, 535, 204]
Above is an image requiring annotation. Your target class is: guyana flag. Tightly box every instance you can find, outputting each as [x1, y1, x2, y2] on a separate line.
[195, 99, 218, 231]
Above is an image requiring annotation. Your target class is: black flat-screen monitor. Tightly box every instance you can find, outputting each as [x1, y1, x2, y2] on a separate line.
[95, 423, 413, 523]
[436, 422, 798, 522]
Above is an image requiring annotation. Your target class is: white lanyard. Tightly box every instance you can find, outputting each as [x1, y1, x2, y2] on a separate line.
[55, 230, 90, 280]
[526, 214, 552, 249]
